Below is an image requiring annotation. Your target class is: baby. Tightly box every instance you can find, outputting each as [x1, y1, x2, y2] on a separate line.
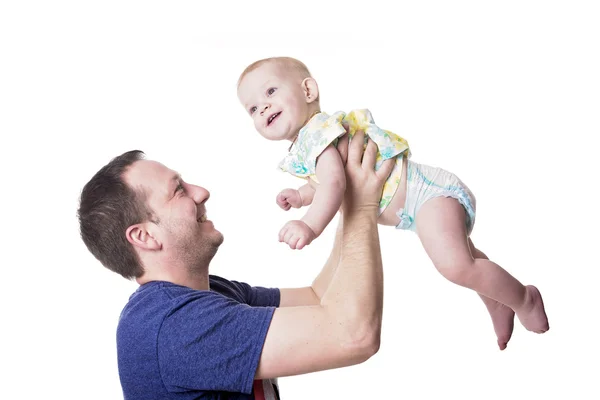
[237, 56, 549, 350]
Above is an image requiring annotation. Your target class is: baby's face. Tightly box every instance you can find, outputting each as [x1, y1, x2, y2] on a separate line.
[237, 63, 311, 141]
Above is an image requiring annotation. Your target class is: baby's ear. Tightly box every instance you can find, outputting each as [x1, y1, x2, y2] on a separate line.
[301, 77, 319, 103]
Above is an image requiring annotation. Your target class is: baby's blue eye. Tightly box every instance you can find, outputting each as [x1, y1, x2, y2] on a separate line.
[267, 87, 277, 95]
[249, 106, 257, 114]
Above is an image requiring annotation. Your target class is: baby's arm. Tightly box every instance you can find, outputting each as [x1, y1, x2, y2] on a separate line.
[301, 144, 346, 237]
[276, 183, 316, 211]
[279, 145, 345, 249]
[298, 183, 316, 206]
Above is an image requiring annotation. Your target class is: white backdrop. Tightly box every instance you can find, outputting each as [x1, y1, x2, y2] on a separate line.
[1, 1, 599, 399]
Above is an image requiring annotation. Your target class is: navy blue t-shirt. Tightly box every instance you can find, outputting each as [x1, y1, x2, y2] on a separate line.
[117, 275, 280, 399]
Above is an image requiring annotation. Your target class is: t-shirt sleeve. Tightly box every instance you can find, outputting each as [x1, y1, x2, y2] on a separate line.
[230, 279, 281, 307]
[158, 292, 275, 394]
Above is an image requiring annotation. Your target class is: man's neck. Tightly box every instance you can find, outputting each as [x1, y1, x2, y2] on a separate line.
[137, 264, 210, 291]
[170, 272, 210, 290]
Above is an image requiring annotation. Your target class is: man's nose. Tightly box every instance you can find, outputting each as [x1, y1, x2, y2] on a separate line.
[191, 186, 210, 205]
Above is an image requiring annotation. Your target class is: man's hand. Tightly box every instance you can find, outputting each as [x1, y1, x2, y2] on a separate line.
[276, 189, 303, 211]
[336, 122, 350, 166]
[343, 129, 395, 213]
[278, 220, 316, 250]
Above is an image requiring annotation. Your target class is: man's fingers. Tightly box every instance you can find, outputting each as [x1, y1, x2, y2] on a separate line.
[347, 129, 365, 166]
[362, 139, 378, 170]
[337, 134, 349, 166]
[376, 158, 395, 181]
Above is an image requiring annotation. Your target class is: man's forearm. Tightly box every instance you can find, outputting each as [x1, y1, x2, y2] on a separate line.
[311, 214, 344, 299]
[320, 206, 383, 351]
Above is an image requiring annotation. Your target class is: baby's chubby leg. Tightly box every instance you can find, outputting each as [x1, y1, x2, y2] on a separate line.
[469, 240, 515, 350]
[415, 197, 549, 336]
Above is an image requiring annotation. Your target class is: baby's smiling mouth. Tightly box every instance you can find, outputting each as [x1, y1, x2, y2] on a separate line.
[267, 112, 281, 126]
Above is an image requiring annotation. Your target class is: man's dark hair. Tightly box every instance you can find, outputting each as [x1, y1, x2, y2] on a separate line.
[77, 150, 150, 279]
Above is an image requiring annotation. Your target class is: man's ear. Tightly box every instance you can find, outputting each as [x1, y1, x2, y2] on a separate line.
[126, 223, 162, 251]
[301, 77, 319, 103]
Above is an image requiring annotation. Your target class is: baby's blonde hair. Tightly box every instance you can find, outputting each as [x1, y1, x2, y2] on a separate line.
[237, 56, 313, 88]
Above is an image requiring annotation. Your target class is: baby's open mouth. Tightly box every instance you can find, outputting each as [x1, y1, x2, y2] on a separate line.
[267, 112, 281, 126]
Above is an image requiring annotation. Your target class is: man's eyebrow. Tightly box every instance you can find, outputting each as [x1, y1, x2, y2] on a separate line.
[170, 173, 182, 193]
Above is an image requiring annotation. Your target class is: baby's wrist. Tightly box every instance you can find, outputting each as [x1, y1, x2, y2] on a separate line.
[296, 189, 305, 207]
[300, 218, 321, 238]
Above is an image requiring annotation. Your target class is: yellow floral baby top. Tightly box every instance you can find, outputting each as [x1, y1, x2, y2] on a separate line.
[278, 109, 411, 213]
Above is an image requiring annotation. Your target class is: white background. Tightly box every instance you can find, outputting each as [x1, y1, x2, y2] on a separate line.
[1, 1, 599, 399]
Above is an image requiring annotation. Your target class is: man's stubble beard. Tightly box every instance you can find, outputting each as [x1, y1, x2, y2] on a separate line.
[178, 229, 224, 275]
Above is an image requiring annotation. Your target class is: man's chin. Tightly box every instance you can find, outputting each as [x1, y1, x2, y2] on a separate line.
[212, 232, 224, 247]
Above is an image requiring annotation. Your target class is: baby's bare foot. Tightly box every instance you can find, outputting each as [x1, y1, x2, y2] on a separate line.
[487, 301, 515, 350]
[516, 285, 549, 333]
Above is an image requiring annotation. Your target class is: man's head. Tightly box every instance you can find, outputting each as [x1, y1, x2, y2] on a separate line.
[237, 57, 320, 141]
[78, 151, 223, 282]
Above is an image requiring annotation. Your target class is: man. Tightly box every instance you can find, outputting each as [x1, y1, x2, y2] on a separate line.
[77, 131, 394, 399]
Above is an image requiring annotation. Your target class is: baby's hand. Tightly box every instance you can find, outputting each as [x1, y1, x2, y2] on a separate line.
[278, 220, 316, 250]
[276, 189, 303, 211]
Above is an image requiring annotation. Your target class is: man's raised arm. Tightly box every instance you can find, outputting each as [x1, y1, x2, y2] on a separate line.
[256, 131, 394, 379]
